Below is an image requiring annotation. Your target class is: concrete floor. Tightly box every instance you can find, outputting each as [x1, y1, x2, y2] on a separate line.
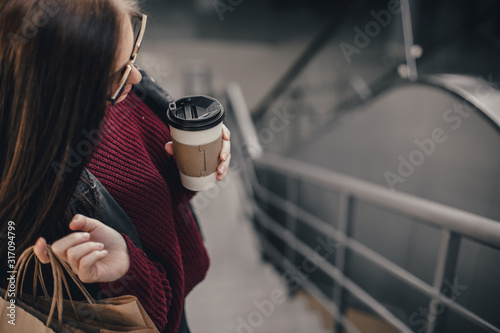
[184, 173, 329, 333]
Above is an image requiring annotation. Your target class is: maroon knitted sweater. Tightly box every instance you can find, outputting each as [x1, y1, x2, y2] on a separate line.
[86, 91, 210, 333]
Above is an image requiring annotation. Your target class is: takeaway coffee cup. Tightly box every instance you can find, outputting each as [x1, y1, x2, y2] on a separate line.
[166, 95, 225, 191]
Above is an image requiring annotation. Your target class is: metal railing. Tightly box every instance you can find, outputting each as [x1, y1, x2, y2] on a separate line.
[226, 82, 500, 333]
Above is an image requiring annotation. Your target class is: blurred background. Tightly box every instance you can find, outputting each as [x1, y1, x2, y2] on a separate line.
[137, 0, 500, 332]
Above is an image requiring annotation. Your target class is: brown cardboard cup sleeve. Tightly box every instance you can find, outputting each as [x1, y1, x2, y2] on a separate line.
[172, 133, 223, 177]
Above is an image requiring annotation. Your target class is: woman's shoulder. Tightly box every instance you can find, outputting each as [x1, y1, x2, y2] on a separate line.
[131, 69, 175, 126]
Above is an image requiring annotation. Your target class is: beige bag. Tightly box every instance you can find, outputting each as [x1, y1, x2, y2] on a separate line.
[0, 245, 159, 332]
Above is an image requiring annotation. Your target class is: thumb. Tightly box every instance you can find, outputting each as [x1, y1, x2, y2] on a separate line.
[69, 214, 99, 233]
[34, 237, 50, 264]
[165, 141, 174, 155]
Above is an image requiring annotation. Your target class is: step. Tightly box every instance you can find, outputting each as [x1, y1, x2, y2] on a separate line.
[188, 298, 326, 333]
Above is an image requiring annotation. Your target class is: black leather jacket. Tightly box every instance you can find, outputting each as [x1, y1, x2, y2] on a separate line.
[75, 168, 144, 249]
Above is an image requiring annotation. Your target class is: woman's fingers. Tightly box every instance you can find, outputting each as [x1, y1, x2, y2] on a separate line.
[222, 124, 231, 141]
[217, 153, 231, 181]
[217, 125, 231, 181]
[76, 250, 109, 283]
[164, 141, 174, 155]
[32, 215, 129, 283]
[34, 237, 49, 264]
[69, 214, 100, 233]
[219, 131, 231, 162]
[66, 241, 105, 275]
[35, 215, 96, 264]
[51, 232, 90, 262]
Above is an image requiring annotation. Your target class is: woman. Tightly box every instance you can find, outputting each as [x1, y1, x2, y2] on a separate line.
[0, 0, 231, 332]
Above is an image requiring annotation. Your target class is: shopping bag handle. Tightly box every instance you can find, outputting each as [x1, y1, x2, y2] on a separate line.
[5, 244, 97, 328]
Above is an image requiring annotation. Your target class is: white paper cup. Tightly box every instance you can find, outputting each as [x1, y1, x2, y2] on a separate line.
[166, 96, 225, 191]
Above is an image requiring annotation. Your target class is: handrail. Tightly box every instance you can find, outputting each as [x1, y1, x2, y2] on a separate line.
[252, 192, 500, 333]
[254, 204, 414, 333]
[225, 79, 500, 332]
[254, 151, 500, 249]
[227, 77, 500, 248]
[257, 234, 364, 333]
[253, 184, 500, 333]
[226, 82, 263, 159]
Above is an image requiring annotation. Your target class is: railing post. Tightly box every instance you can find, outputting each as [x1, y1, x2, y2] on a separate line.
[334, 193, 354, 333]
[283, 176, 299, 294]
[425, 229, 461, 333]
[258, 170, 272, 263]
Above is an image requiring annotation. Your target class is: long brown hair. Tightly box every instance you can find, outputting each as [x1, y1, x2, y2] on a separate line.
[0, 0, 138, 274]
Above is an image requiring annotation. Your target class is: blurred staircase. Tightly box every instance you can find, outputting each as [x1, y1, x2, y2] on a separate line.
[185, 173, 329, 333]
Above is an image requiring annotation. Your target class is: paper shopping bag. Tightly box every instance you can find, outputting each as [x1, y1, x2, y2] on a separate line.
[0, 245, 159, 332]
[0, 292, 56, 332]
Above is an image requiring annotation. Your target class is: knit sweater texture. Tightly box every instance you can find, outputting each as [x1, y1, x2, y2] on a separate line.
[86, 91, 210, 333]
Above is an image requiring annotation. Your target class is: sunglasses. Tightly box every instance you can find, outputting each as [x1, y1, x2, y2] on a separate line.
[108, 14, 147, 106]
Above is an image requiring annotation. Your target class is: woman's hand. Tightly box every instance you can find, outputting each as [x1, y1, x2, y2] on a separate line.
[165, 124, 231, 181]
[34, 214, 130, 283]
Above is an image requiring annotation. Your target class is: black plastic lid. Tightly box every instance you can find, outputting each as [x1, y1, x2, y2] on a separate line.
[166, 95, 225, 131]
